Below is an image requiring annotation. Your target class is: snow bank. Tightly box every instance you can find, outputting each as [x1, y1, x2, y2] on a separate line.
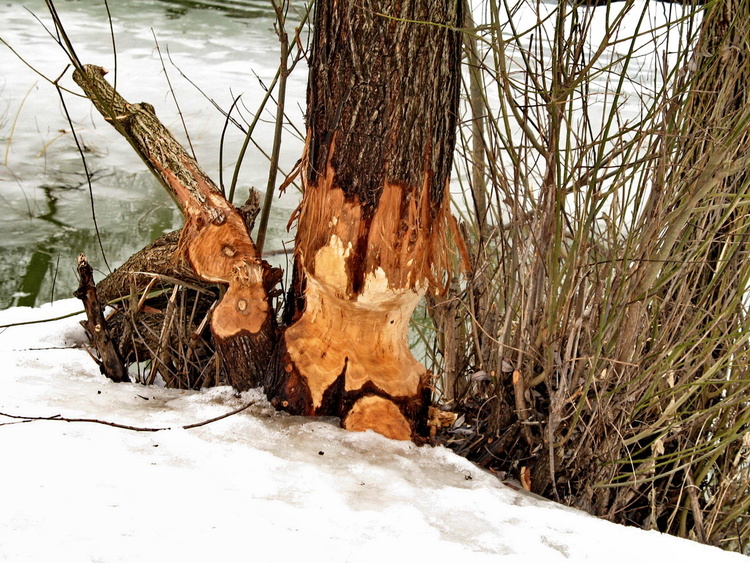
[0, 300, 743, 562]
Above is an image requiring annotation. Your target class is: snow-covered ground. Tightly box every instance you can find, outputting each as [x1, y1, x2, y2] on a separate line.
[0, 299, 745, 562]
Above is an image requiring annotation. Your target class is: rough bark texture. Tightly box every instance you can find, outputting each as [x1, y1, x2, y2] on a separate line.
[75, 253, 129, 383]
[301, 0, 461, 294]
[72, 65, 277, 390]
[267, 0, 463, 440]
[96, 230, 196, 304]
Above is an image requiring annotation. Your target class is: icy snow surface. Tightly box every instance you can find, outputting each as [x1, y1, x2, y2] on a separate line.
[0, 300, 745, 562]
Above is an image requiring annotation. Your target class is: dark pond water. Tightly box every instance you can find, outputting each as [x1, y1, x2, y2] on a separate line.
[0, 0, 307, 309]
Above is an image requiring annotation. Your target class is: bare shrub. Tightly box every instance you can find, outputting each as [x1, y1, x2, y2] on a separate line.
[432, 0, 750, 551]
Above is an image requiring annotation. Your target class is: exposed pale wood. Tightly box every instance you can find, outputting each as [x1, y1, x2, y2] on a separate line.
[267, 0, 463, 440]
[284, 254, 425, 408]
[344, 396, 412, 441]
[294, 173, 454, 297]
[72, 65, 276, 390]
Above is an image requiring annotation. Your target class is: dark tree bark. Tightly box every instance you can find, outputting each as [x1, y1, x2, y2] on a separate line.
[75, 253, 129, 383]
[266, 0, 464, 440]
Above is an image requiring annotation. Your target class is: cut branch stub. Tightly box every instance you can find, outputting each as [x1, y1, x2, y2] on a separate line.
[73, 65, 277, 389]
[74, 253, 129, 383]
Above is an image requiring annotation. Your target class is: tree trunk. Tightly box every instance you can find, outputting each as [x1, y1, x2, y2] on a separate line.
[665, 0, 750, 542]
[266, 0, 463, 440]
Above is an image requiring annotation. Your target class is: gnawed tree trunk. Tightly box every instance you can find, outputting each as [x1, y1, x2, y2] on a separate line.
[69, 1, 462, 441]
[72, 65, 278, 390]
[266, 1, 463, 440]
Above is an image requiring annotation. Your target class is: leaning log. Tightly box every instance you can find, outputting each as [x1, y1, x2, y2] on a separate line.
[72, 65, 276, 390]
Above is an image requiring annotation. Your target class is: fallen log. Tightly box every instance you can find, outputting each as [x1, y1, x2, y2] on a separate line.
[72, 65, 278, 390]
